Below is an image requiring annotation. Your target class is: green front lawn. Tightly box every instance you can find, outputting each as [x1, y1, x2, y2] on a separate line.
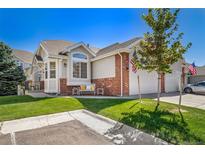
[0, 96, 84, 122]
[0, 95, 205, 144]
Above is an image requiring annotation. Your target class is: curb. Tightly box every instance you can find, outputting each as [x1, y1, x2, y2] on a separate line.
[82, 110, 117, 125]
[81, 110, 169, 145]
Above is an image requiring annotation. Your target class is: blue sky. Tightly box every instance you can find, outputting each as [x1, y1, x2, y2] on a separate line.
[0, 8, 204, 66]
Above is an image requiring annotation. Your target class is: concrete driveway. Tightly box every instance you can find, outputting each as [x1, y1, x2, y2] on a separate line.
[156, 92, 205, 110]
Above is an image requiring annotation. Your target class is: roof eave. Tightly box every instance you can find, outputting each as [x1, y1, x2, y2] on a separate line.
[48, 54, 68, 59]
[91, 39, 141, 62]
[61, 42, 96, 57]
[91, 48, 129, 62]
[13, 55, 32, 64]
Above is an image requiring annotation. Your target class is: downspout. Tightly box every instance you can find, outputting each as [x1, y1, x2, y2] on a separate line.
[118, 52, 123, 97]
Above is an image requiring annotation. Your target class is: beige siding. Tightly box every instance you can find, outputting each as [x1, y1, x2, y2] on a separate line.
[92, 56, 115, 79]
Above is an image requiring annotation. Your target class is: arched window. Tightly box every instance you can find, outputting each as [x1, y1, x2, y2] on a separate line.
[72, 53, 88, 79]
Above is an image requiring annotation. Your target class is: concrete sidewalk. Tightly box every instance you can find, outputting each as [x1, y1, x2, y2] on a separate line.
[27, 91, 205, 110]
[0, 110, 168, 145]
[0, 112, 75, 134]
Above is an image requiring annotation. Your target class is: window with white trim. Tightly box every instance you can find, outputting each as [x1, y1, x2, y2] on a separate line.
[50, 62, 56, 78]
[45, 63, 48, 79]
[72, 53, 88, 79]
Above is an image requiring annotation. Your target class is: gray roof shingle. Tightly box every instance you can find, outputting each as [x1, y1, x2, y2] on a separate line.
[13, 49, 34, 64]
[96, 37, 142, 56]
[41, 40, 100, 56]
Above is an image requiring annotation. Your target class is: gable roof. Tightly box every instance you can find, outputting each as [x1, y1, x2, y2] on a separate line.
[37, 37, 141, 61]
[96, 37, 142, 57]
[41, 40, 74, 56]
[40, 40, 100, 57]
[61, 42, 96, 56]
[13, 49, 34, 64]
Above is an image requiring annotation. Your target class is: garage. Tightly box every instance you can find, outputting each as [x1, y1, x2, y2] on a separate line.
[129, 51, 158, 95]
[129, 53, 182, 95]
[165, 62, 181, 92]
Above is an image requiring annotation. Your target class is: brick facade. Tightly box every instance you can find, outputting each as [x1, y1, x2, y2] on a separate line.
[59, 53, 130, 96]
[40, 81, 44, 90]
[92, 53, 129, 96]
[91, 77, 120, 96]
[60, 78, 79, 95]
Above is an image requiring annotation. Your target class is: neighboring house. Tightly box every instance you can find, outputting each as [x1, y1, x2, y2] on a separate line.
[12, 49, 33, 80]
[196, 66, 205, 75]
[31, 37, 185, 96]
[186, 64, 205, 83]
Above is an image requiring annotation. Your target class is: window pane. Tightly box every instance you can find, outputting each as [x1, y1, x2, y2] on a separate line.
[45, 63, 48, 79]
[50, 70, 56, 78]
[45, 63, 47, 70]
[199, 82, 205, 86]
[50, 62, 56, 69]
[81, 62, 87, 78]
[73, 53, 87, 60]
[45, 71, 48, 79]
[73, 62, 80, 78]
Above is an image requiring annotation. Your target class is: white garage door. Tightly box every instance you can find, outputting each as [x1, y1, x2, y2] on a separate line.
[165, 72, 180, 92]
[129, 52, 158, 95]
[165, 61, 182, 92]
[129, 69, 158, 95]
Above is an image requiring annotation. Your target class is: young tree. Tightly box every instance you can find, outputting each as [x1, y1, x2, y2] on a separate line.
[0, 41, 26, 96]
[134, 9, 191, 107]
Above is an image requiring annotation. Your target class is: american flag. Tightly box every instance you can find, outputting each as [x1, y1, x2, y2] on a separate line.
[188, 62, 197, 75]
[130, 51, 138, 73]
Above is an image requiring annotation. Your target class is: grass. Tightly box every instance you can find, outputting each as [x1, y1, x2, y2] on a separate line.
[0, 96, 84, 121]
[0, 95, 205, 144]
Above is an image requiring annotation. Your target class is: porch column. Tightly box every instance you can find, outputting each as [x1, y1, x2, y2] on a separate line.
[58, 59, 63, 94]
[59, 59, 63, 78]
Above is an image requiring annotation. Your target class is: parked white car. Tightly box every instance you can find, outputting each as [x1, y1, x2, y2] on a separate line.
[184, 81, 205, 94]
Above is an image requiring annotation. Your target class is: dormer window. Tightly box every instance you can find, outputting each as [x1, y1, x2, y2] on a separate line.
[72, 53, 88, 79]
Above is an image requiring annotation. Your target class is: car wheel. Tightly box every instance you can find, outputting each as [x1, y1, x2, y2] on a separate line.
[184, 87, 192, 93]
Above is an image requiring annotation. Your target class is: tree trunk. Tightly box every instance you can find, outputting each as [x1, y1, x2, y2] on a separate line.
[157, 72, 161, 105]
[178, 74, 183, 111]
[137, 75, 142, 103]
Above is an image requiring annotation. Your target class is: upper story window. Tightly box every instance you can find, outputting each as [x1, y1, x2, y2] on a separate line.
[72, 53, 88, 79]
[50, 62, 56, 79]
[72, 53, 87, 60]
